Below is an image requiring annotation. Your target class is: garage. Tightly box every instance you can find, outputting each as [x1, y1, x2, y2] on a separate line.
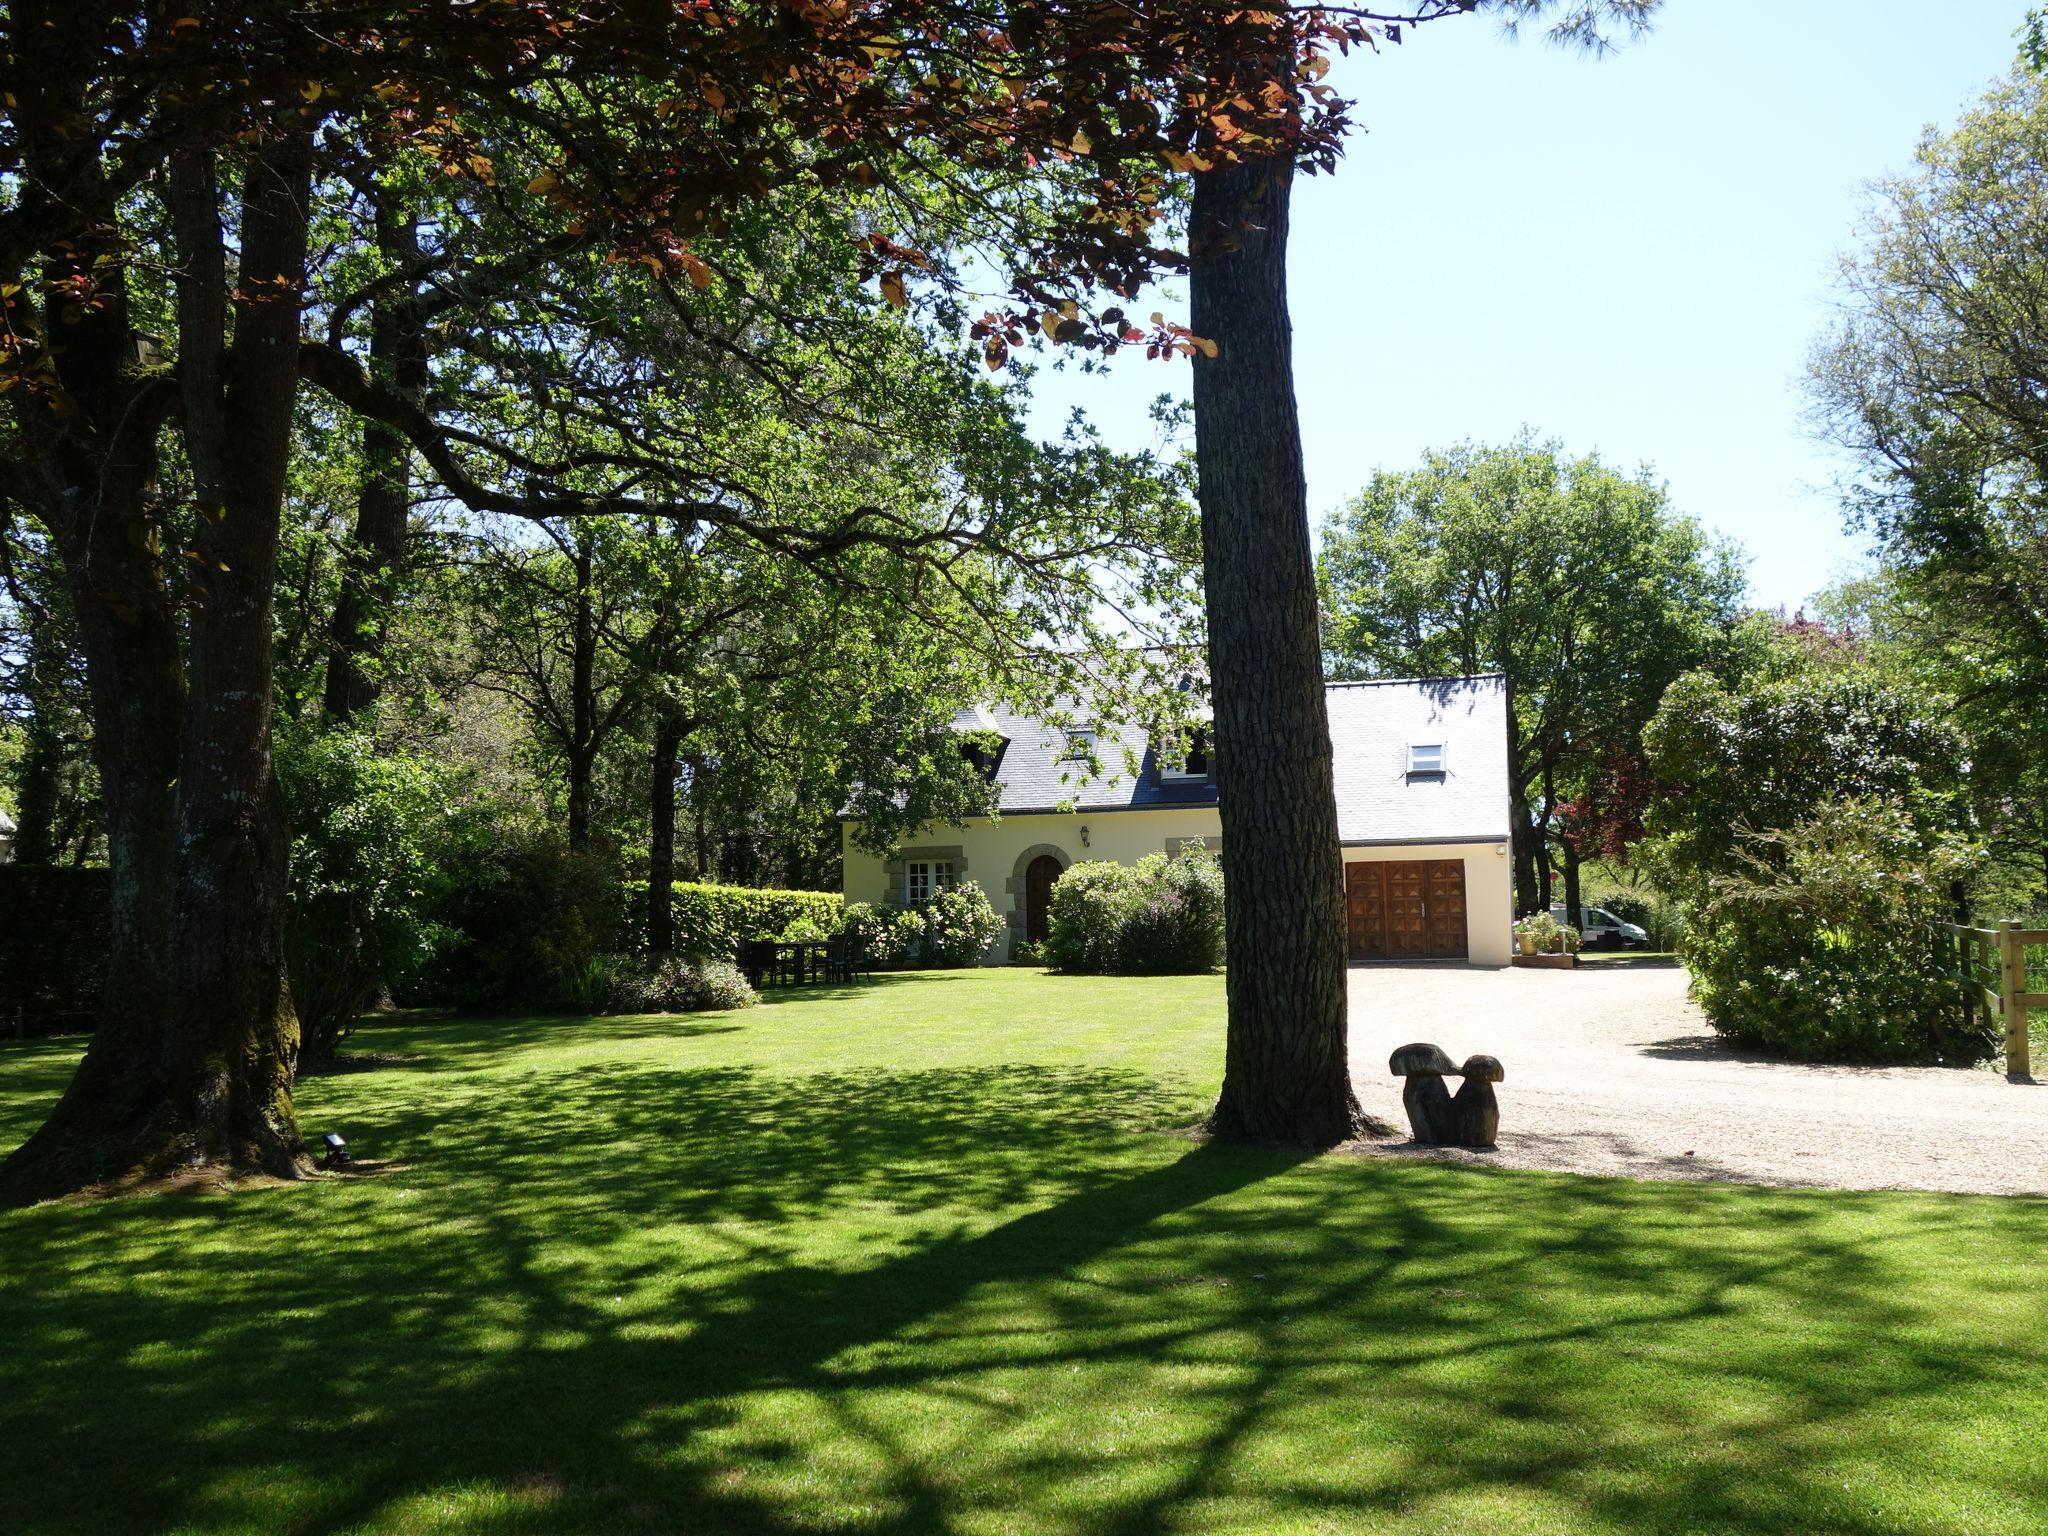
[1346, 858, 1469, 961]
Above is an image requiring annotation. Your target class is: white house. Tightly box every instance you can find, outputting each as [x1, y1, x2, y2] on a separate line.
[840, 675, 1514, 967]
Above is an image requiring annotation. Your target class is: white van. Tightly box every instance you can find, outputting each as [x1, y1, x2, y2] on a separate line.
[1549, 904, 1648, 951]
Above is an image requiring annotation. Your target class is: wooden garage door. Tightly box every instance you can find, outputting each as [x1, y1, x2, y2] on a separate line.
[1344, 862, 1388, 961]
[1346, 859, 1467, 961]
[1424, 859, 1468, 958]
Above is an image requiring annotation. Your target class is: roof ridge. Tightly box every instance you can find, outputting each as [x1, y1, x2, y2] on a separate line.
[1323, 672, 1504, 690]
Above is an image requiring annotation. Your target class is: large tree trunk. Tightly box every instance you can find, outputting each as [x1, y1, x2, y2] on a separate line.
[0, 85, 188, 1199]
[322, 204, 425, 724]
[1510, 803, 1542, 916]
[690, 754, 715, 880]
[0, 575, 185, 1201]
[648, 708, 685, 954]
[159, 138, 315, 1180]
[1191, 139, 1369, 1146]
[322, 377, 411, 722]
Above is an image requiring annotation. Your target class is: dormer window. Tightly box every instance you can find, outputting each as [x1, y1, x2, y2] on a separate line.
[1408, 742, 1446, 776]
[960, 737, 1006, 781]
[1160, 729, 1211, 782]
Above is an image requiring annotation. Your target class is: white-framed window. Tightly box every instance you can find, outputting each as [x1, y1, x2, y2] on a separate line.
[1408, 742, 1446, 775]
[1160, 728, 1211, 782]
[905, 860, 955, 905]
[1062, 727, 1097, 760]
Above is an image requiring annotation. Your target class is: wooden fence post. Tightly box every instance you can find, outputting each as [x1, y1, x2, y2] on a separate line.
[1998, 920, 2030, 1080]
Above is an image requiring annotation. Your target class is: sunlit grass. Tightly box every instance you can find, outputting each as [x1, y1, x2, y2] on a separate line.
[3, 969, 2045, 1535]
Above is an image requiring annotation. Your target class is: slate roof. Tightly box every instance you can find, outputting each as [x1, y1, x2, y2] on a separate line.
[1325, 676, 1510, 845]
[954, 675, 1509, 844]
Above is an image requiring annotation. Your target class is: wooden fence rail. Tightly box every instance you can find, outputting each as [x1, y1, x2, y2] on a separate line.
[1938, 921, 2046, 1080]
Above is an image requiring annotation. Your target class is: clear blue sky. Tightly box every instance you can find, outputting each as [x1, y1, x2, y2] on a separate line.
[1028, 1, 2028, 613]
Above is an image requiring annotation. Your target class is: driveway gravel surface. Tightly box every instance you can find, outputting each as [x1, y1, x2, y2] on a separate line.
[1345, 960, 2047, 1195]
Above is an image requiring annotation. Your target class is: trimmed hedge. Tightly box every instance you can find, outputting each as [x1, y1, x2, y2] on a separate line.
[0, 866, 110, 1037]
[630, 880, 844, 960]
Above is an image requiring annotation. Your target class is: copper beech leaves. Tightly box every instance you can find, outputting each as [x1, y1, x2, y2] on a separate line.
[3, 0, 1456, 396]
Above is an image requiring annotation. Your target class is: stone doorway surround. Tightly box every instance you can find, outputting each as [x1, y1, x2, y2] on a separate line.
[1004, 843, 1071, 943]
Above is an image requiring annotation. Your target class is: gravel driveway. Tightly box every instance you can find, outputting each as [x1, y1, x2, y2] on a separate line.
[1345, 961, 2048, 1195]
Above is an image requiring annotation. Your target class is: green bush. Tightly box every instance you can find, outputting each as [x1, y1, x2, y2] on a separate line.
[411, 828, 625, 1010]
[829, 886, 1003, 968]
[636, 880, 843, 960]
[1047, 850, 1224, 975]
[1010, 940, 1046, 966]
[560, 953, 644, 1015]
[1044, 861, 1145, 973]
[835, 901, 905, 963]
[638, 956, 759, 1013]
[577, 954, 759, 1014]
[278, 731, 458, 1055]
[1682, 798, 1993, 1064]
[1642, 664, 1987, 1063]
[1115, 850, 1226, 973]
[915, 881, 1005, 966]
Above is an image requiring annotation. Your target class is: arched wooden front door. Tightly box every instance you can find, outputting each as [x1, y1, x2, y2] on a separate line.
[1024, 855, 1064, 943]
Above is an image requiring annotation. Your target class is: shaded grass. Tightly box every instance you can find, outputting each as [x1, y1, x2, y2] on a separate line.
[3, 969, 2046, 1535]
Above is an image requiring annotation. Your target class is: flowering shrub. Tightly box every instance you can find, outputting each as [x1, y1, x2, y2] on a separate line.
[1047, 848, 1224, 974]
[835, 902, 904, 963]
[595, 954, 759, 1014]
[836, 884, 1004, 967]
[916, 881, 1005, 966]
[1043, 861, 1144, 973]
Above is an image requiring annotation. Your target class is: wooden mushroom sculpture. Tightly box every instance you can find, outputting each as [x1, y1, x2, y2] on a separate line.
[1389, 1042, 1460, 1145]
[1452, 1054, 1504, 1147]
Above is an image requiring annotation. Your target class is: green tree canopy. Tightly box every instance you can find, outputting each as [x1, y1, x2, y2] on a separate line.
[1807, 54, 2048, 904]
[1318, 434, 1744, 914]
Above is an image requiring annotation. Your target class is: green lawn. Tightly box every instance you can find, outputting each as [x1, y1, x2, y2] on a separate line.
[4, 970, 2046, 1536]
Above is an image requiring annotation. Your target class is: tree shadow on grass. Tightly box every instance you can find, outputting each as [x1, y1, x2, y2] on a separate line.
[2, 1052, 2046, 1536]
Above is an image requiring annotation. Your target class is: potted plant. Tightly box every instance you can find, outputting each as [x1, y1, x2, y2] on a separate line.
[1512, 913, 1554, 956]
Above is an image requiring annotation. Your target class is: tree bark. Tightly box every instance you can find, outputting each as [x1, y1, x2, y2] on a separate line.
[0, 570, 184, 1200]
[161, 136, 315, 1179]
[1191, 138, 1369, 1145]
[690, 754, 714, 880]
[0, 45, 188, 1199]
[648, 708, 686, 954]
[1510, 796, 1542, 916]
[1562, 836, 1583, 930]
[322, 204, 425, 723]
